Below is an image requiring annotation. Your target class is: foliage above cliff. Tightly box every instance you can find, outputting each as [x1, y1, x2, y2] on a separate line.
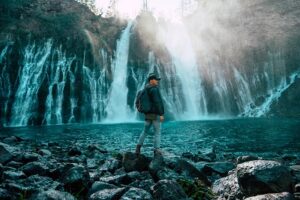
[0, 0, 125, 54]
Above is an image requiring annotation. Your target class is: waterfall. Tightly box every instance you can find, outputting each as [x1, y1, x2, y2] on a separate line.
[159, 23, 207, 120]
[241, 70, 300, 117]
[104, 21, 136, 123]
[43, 45, 76, 125]
[11, 39, 53, 126]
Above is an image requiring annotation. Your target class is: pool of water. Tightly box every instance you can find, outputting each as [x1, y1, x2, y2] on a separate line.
[1, 118, 300, 158]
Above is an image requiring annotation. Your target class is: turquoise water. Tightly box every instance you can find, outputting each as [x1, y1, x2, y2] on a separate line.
[1, 118, 300, 158]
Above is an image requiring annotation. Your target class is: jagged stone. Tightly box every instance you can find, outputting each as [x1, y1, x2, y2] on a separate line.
[244, 192, 294, 200]
[236, 156, 259, 164]
[88, 181, 118, 196]
[29, 189, 76, 200]
[60, 165, 90, 193]
[89, 187, 128, 200]
[237, 160, 293, 196]
[120, 187, 153, 200]
[3, 170, 26, 180]
[0, 142, 16, 164]
[151, 179, 189, 200]
[122, 152, 151, 172]
[21, 161, 49, 176]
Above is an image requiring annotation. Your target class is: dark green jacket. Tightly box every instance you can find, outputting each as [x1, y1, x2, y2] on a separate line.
[145, 84, 164, 116]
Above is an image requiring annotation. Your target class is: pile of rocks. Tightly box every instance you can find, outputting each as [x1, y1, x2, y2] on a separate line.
[0, 135, 299, 200]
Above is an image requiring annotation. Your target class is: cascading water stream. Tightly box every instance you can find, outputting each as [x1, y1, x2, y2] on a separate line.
[11, 39, 53, 126]
[159, 23, 207, 120]
[104, 21, 136, 123]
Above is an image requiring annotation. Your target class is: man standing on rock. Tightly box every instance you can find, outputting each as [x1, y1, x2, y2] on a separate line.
[135, 73, 165, 157]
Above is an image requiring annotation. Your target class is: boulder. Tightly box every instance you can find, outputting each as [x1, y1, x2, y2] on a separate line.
[244, 192, 294, 200]
[156, 167, 182, 181]
[99, 158, 121, 173]
[2, 136, 20, 144]
[60, 165, 90, 193]
[38, 149, 52, 157]
[151, 179, 189, 200]
[21, 161, 49, 176]
[129, 179, 155, 193]
[29, 189, 76, 200]
[88, 181, 118, 196]
[236, 156, 259, 164]
[120, 187, 152, 200]
[17, 152, 40, 163]
[237, 160, 293, 196]
[0, 188, 11, 200]
[89, 187, 128, 200]
[6, 161, 23, 168]
[99, 174, 132, 185]
[204, 162, 235, 176]
[174, 158, 210, 186]
[0, 142, 16, 164]
[212, 173, 243, 199]
[295, 183, 300, 192]
[68, 146, 82, 156]
[5, 175, 62, 197]
[3, 170, 26, 180]
[122, 152, 151, 172]
[290, 165, 300, 182]
[149, 154, 165, 178]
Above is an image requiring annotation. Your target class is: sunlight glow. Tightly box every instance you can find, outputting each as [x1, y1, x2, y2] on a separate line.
[94, 0, 198, 21]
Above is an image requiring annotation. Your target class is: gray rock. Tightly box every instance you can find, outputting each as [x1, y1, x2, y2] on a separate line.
[212, 172, 243, 199]
[60, 165, 90, 193]
[87, 158, 99, 169]
[6, 160, 23, 168]
[174, 158, 210, 185]
[88, 181, 118, 196]
[126, 170, 152, 181]
[99, 174, 132, 185]
[295, 192, 300, 200]
[204, 162, 235, 176]
[2, 136, 20, 144]
[129, 179, 155, 193]
[149, 154, 165, 178]
[237, 160, 293, 196]
[5, 175, 62, 197]
[244, 192, 294, 200]
[156, 167, 182, 181]
[29, 189, 76, 200]
[0, 142, 16, 164]
[290, 165, 300, 182]
[282, 154, 298, 162]
[21, 161, 49, 176]
[38, 149, 52, 157]
[122, 152, 151, 172]
[89, 187, 128, 200]
[17, 152, 40, 163]
[0, 188, 11, 200]
[120, 187, 153, 200]
[68, 146, 82, 156]
[151, 179, 189, 200]
[99, 158, 121, 173]
[3, 170, 26, 180]
[236, 156, 259, 164]
[295, 183, 300, 192]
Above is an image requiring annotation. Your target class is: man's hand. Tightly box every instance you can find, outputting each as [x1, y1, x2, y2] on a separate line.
[160, 115, 164, 122]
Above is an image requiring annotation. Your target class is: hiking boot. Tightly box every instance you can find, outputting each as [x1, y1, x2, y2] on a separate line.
[135, 144, 142, 156]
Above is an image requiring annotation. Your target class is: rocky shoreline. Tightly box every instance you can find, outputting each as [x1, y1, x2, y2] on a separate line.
[0, 135, 299, 200]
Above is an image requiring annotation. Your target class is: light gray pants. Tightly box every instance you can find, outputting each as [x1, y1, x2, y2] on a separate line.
[137, 119, 161, 149]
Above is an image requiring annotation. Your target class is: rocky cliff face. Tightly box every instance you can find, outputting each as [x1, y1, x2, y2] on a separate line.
[0, 0, 126, 126]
